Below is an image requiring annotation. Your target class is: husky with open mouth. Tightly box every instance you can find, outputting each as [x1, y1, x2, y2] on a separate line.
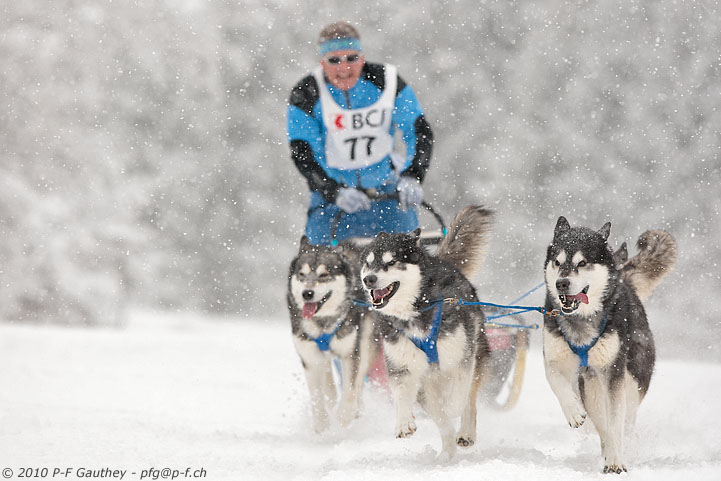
[360, 205, 494, 460]
[287, 236, 379, 433]
[543, 216, 676, 473]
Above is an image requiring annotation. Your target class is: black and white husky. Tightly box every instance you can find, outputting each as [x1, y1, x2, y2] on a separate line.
[360, 206, 494, 460]
[287, 236, 379, 433]
[543, 217, 677, 473]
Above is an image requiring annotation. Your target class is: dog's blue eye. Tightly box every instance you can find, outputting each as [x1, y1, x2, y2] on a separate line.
[578, 261, 587, 268]
[388, 260, 396, 266]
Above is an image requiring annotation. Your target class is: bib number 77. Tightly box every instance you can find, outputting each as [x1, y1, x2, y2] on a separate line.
[344, 136, 376, 161]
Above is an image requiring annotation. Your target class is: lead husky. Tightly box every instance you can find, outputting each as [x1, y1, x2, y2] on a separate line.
[360, 206, 494, 460]
[287, 236, 378, 433]
[543, 217, 676, 473]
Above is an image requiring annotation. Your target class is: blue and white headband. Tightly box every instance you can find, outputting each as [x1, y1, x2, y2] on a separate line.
[319, 37, 363, 56]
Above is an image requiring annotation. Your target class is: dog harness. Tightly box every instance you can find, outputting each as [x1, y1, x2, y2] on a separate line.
[566, 311, 609, 367]
[405, 302, 443, 364]
[308, 321, 343, 352]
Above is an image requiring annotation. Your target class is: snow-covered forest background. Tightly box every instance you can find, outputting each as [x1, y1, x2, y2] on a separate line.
[2, 0, 719, 360]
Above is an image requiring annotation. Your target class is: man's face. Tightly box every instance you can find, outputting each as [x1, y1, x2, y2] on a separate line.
[320, 50, 365, 91]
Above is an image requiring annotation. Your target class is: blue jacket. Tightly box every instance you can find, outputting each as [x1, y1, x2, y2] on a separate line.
[287, 62, 433, 210]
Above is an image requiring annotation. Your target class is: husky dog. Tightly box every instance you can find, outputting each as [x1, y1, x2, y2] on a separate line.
[287, 236, 378, 433]
[543, 217, 676, 473]
[360, 206, 494, 460]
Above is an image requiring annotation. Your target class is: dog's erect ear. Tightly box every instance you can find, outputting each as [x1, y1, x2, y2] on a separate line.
[598, 222, 611, 241]
[299, 235, 312, 252]
[613, 241, 628, 267]
[554, 216, 571, 238]
[412, 228, 422, 245]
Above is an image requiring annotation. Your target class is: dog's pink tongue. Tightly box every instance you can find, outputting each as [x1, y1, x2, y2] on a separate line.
[302, 302, 318, 319]
[568, 293, 589, 304]
[372, 288, 389, 302]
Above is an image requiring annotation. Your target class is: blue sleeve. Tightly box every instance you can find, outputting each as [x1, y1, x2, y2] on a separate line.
[287, 104, 324, 158]
[393, 84, 433, 182]
[287, 99, 341, 202]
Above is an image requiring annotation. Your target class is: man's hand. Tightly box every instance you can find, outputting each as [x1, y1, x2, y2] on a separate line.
[335, 187, 371, 213]
[397, 177, 423, 212]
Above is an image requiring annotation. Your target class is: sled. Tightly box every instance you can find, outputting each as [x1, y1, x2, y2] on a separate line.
[329, 189, 447, 247]
[330, 188, 529, 411]
[481, 320, 530, 410]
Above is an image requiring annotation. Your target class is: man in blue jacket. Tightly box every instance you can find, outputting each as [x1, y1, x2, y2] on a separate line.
[287, 21, 434, 245]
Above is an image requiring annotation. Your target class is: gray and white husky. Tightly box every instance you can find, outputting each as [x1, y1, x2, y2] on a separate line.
[360, 206, 494, 460]
[543, 217, 677, 473]
[287, 236, 379, 433]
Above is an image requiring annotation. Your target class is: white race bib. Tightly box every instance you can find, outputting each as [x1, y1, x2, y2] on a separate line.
[314, 64, 397, 171]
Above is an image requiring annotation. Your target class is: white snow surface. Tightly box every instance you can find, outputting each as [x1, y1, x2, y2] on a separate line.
[2, 312, 720, 481]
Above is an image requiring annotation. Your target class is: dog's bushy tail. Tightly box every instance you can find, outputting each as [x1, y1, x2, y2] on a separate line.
[435, 205, 494, 280]
[619, 230, 677, 301]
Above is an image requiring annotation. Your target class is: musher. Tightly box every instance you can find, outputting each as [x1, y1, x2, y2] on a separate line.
[286, 20, 434, 245]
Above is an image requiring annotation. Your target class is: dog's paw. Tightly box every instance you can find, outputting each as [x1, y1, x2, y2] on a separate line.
[562, 404, 587, 428]
[456, 435, 475, 448]
[603, 464, 627, 474]
[603, 452, 627, 474]
[395, 417, 417, 438]
[567, 412, 586, 428]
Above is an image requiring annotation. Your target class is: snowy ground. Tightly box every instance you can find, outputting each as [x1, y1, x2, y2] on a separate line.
[1, 312, 720, 481]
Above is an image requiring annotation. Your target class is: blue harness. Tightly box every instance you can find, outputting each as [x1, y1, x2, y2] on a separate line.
[308, 321, 343, 352]
[404, 302, 444, 364]
[566, 312, 609, 367]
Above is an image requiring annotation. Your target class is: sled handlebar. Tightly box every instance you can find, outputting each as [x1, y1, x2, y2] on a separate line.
[329, 189, 447, 247]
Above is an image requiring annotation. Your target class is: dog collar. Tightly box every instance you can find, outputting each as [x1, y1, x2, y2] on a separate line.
[405, 301, 443, 364]
[308, 320, 344, 352]
[566, 311, 609, 367]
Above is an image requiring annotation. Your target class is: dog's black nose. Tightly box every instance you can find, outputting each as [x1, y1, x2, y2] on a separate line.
[363, 274, 377, 288]
[302, 289, 314, 301]
[556, 278, 570, 292]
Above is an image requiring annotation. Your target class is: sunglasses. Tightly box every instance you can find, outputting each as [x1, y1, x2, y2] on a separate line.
[324, 53, 361, 65]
